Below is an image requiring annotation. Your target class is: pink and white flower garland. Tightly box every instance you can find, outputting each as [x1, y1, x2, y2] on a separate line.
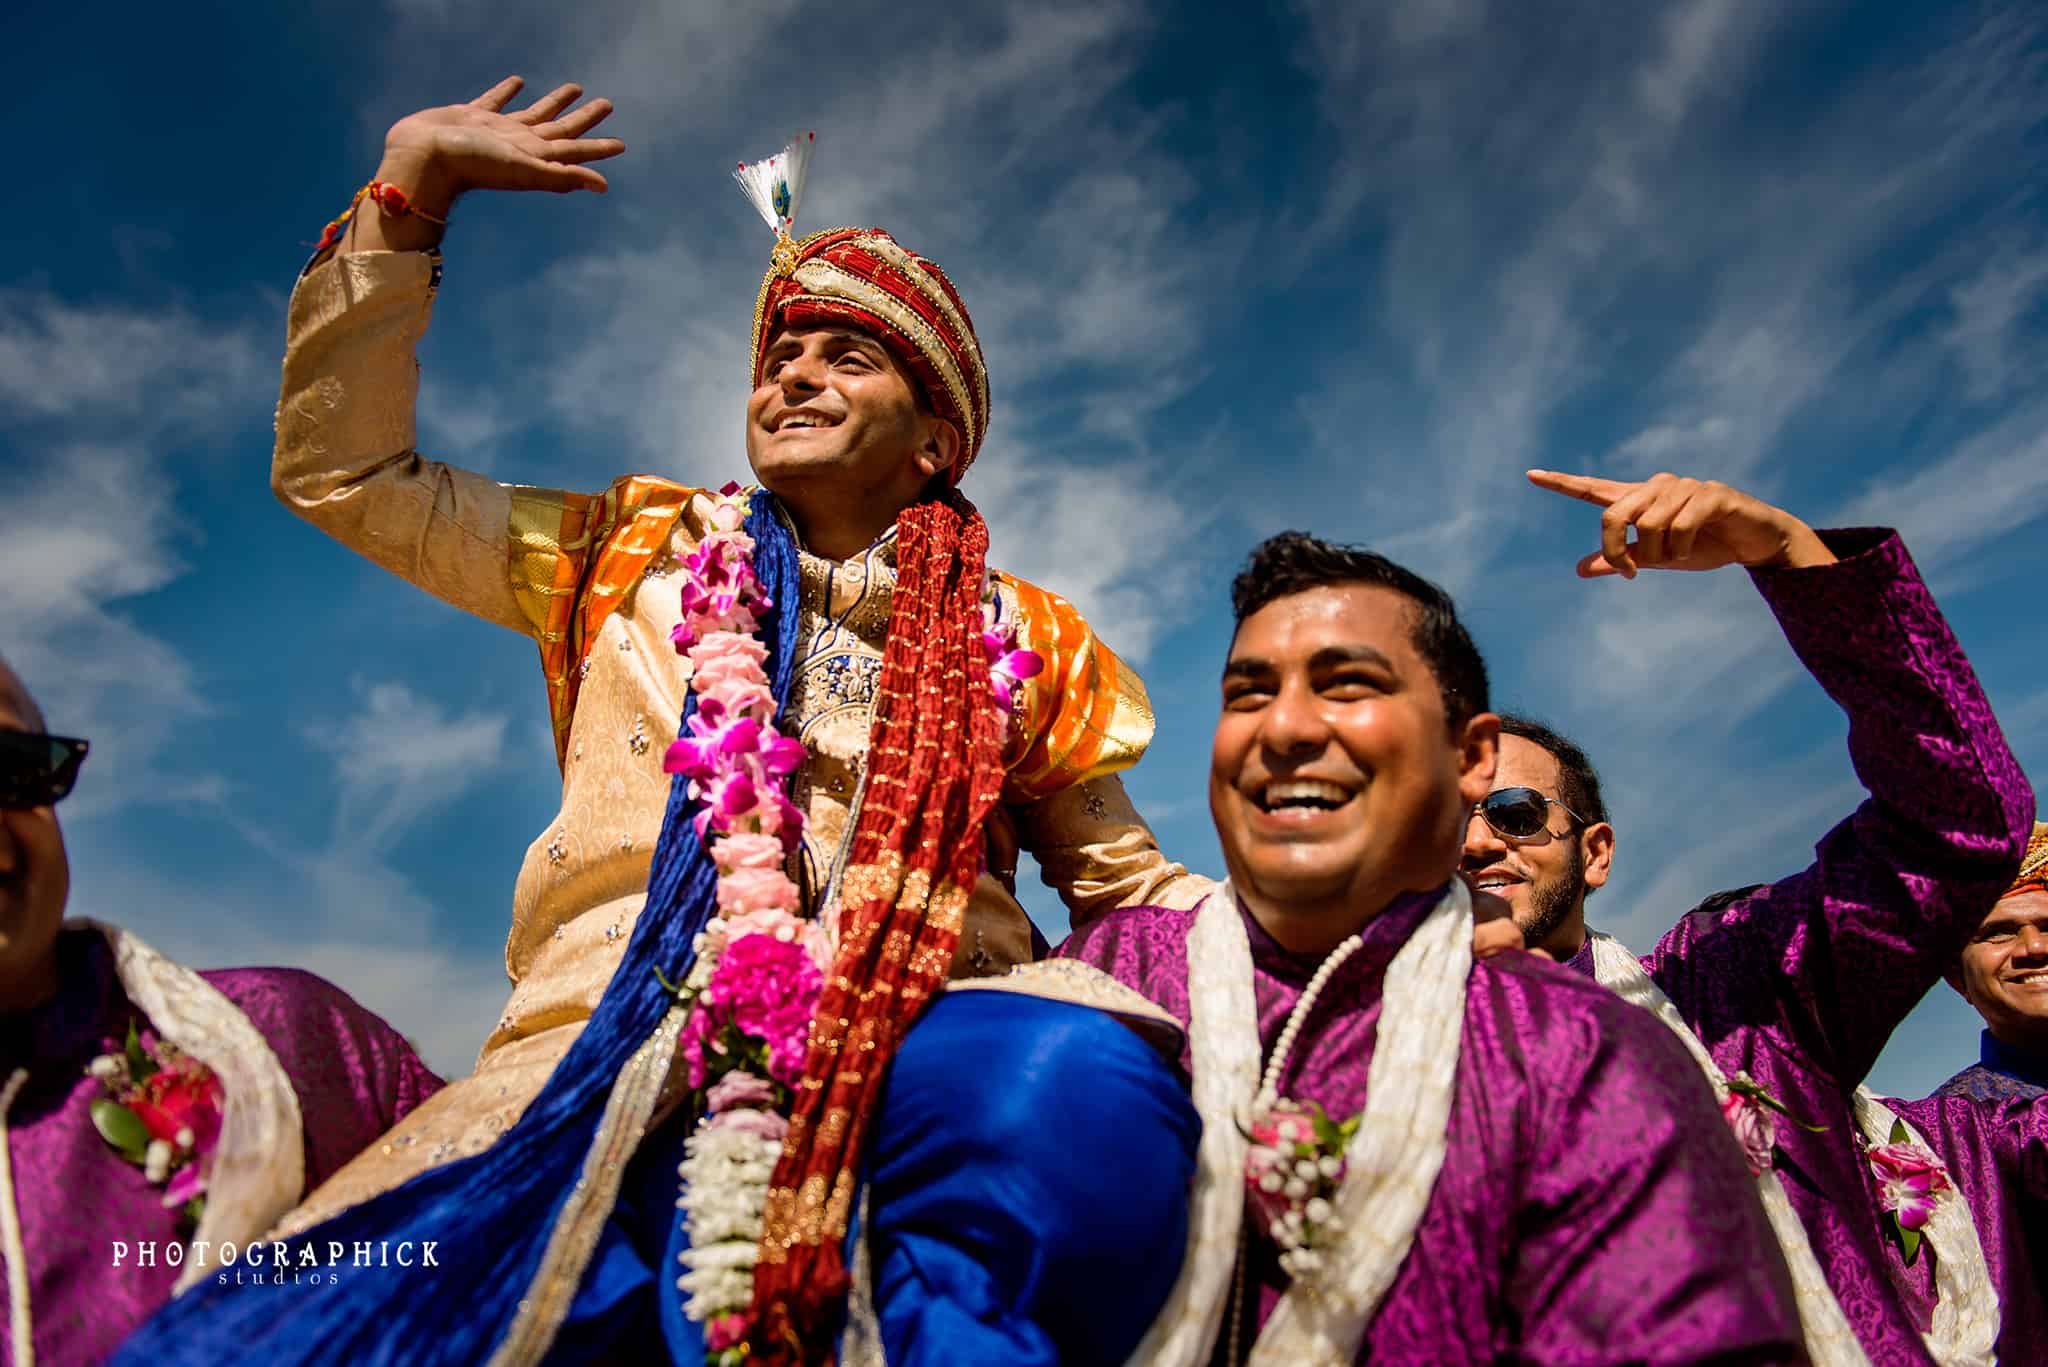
[664, 492, 1042, 1360]
[664, 485, 827, 1362]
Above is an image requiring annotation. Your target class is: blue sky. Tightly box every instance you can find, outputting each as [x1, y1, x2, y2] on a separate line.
[2, 0, 2044, 1097]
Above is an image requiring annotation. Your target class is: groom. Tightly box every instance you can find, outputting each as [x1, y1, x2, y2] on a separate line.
[1062, 531, 1806, 1363]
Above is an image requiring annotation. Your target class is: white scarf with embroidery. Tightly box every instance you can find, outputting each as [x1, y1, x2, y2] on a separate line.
[1128, 880, 1472, 1367]
[1588, 932, 1997, 1367]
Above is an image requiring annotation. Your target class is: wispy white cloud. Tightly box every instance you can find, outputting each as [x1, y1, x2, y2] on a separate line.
[1941, 243, 2048, 402]
[0, 447, 206, 817]
[1829, 399, 2048, 579]
[973, 437, 1215, 660]
[0, 291, 266, 428]
[310, 679, 512, 850]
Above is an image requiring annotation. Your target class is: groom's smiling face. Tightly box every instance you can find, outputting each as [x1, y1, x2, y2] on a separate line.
[1212, 583, 1495, 930]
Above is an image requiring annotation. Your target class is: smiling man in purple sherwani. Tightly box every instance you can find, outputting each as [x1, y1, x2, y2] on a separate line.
[1061, 533, 1803, 1365]
[0, 655, 443, 1366]
[1937, 822, 2048, 1103]
[1461, 472, 2039, 1365]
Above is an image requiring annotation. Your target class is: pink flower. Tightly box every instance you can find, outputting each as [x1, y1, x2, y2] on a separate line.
[1248, 1106, 1316, 1151]
[1869, 1140, 1952, 1231]
[129, 1061, 223, 1156]
[680, 932, 823, 1090]
[1720, 1092, 1777, 1177]
[695, 671, 777, 725]
[718, 866, 802, 917]
[705, 491, 748, 533]
[1244, 1139, 1295, 1228]
[162, 1159, 208, 1208]
[706, 1313, 751, 1351]
[714, 833, 787, 876]
[723, 907, 831, 970]
[688, 634, 771, 694]
[979, 597, 1044, 729]
[705, 1070, 777, 1113]
[709, 1105, 789, 1144]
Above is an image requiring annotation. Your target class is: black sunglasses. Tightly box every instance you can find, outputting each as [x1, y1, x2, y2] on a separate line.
[0, 732, 90, 810]
[1475, 786, 1588, 841]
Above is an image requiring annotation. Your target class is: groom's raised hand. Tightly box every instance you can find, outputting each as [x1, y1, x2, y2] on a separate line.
[1527, 470, 1835, 579]
[341, 76, 625, 253]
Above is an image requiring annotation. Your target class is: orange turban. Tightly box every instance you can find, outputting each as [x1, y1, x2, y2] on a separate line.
[2012, 820, 2048, 897]
[750, 227, 991, 479]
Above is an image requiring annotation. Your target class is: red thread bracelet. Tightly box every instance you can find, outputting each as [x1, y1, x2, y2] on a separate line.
[314, 180, 450, 251]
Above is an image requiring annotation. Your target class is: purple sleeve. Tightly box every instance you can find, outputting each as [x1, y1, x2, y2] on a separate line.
[1489, 969, 1806, 1364]
[1644, 529, 2035, 1084]
[204, 967, 446, 1188]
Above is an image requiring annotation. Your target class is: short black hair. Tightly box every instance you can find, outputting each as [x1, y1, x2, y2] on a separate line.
[1229, 531, 1489, 728]
[1496, 713, 1609, 826]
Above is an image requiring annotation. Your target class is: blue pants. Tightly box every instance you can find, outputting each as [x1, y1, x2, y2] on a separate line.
[558, 990, 1200, 1364]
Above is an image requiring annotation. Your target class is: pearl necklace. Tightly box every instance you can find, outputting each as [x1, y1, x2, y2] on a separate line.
[1226, 930, 1368, 1366]
[1254, 933, 1366, 1110]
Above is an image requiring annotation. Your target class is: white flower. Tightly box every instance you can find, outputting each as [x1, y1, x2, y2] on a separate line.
[144, 1139, 173, 1184]
[1284, 1178, 1309, 1200]
[175, 1126, 194, 1150]
[1305, 1197, 1332, 1224]
[1258, 1171, 1282, 1193]
[1317, 1155, 1341, 1179]
[87, 1054, 126, 1083]
[1294, 1158, 1319, 1181]
[675, 1106, 785, 1322]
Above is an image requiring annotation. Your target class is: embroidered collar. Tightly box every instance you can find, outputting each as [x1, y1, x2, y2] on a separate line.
[1979, 1030, 2048, 1089]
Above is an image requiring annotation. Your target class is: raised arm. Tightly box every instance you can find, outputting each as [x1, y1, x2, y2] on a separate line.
[1013, 775, 1213, 930]
[274, 78, 625, 634]
[1529, 470, 2035, 1083]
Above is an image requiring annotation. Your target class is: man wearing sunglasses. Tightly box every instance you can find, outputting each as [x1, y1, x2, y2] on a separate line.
[1462, 471, 2038, 1364]
[0, 655, 444, 1365]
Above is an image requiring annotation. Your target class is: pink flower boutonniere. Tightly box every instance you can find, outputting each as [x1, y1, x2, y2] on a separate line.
[1868, 1120, 1954, 1267]
[1720, 1071, 1826, 1177]
[86, 1021, 223, 1225]
[1242, 1098, 1358, 1280]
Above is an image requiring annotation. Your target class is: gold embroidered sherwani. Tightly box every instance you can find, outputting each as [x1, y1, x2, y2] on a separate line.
[268, 250, 1209, 1232]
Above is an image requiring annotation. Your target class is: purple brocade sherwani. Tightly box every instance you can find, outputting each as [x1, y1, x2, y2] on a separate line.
[0, 928, 444, 1366]
[1935, 1031, 2048, 1103]
[1878, 1092, 2048, 1361]
[1560, 529, 2039, 1365]
[1061, 893, 1806, 1365]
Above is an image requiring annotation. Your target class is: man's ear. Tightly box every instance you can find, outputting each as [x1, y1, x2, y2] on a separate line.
[1581, 822, 1615, 893]
[912, 415, 962, 482]
[1456, 712, 1501, 808]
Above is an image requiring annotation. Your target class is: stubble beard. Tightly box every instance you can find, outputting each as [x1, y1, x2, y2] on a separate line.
[1519, 839, 1587, 953]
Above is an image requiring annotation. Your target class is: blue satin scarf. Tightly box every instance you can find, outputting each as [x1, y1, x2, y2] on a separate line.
[111, 491, 804, 1367]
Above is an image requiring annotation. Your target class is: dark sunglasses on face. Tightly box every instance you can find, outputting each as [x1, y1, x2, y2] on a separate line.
[1475, 786, 1588, 841]
[0, 732, 89, 810]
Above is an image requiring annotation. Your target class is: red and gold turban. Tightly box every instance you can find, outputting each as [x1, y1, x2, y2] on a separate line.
[749, 227, 991, 479]
[2012, 821, 2048, 897]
